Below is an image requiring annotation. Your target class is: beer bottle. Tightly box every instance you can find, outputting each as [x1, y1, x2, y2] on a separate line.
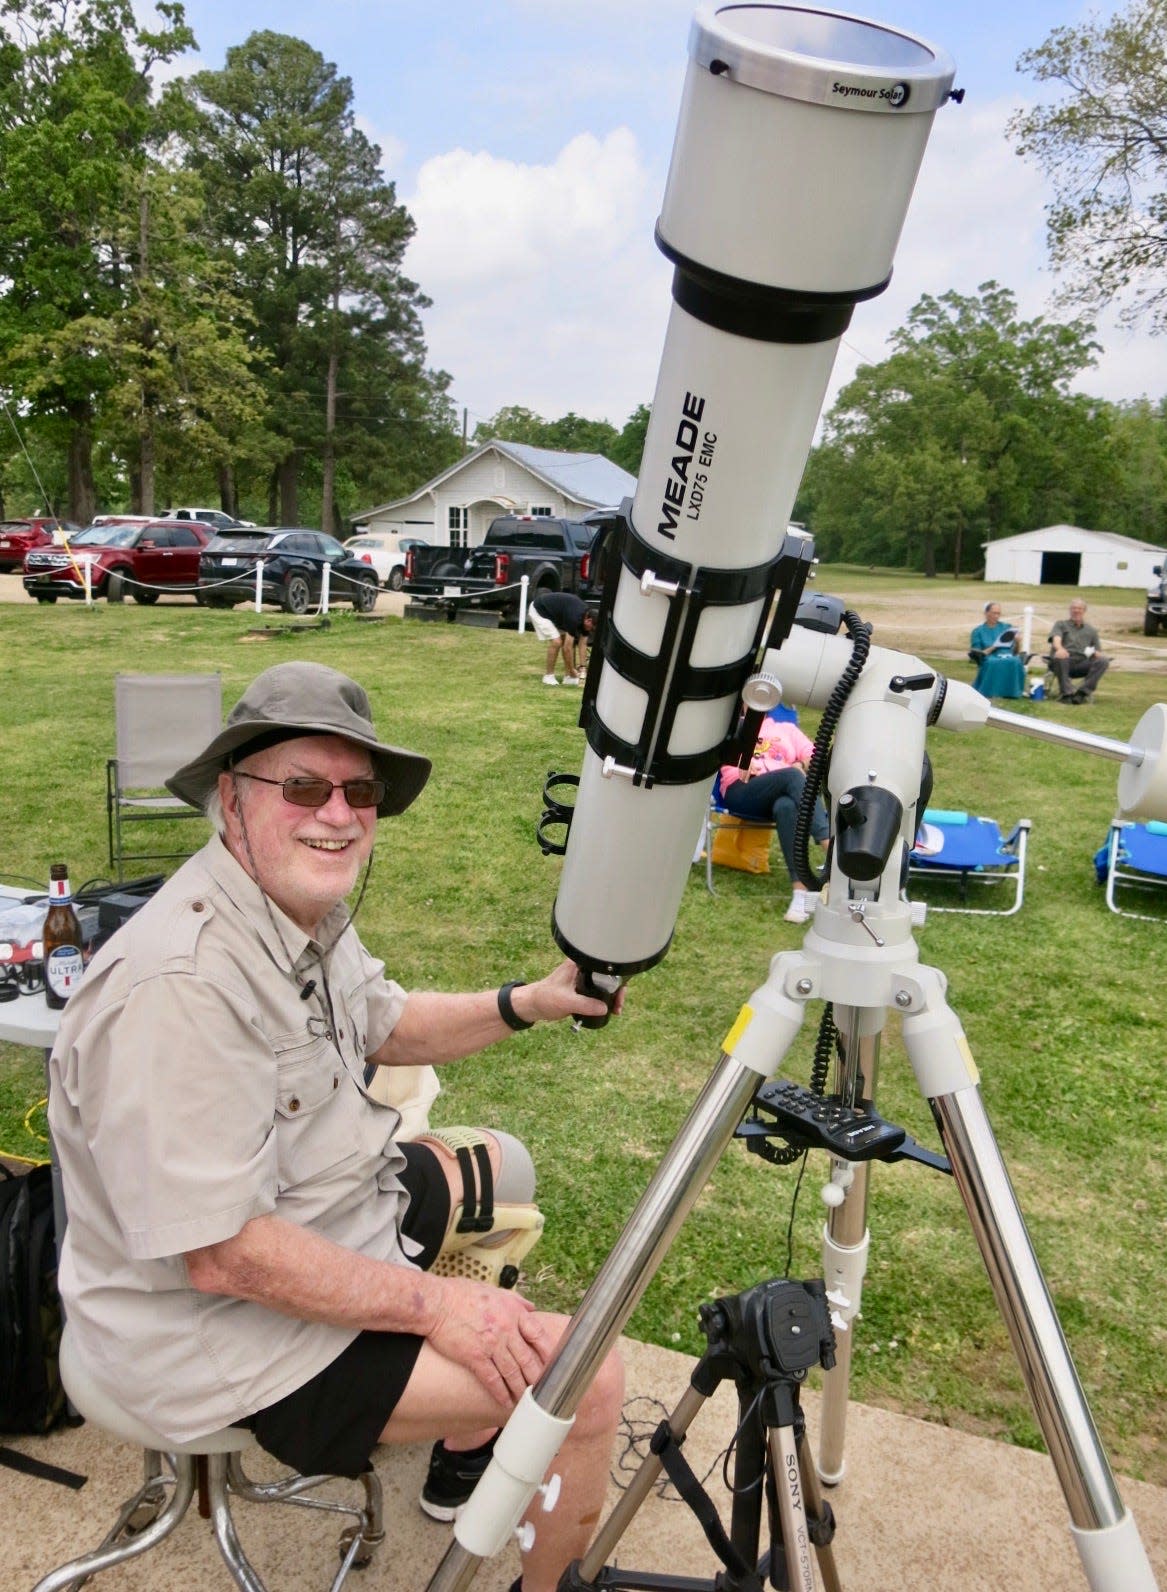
[43, 863, 84, 1010]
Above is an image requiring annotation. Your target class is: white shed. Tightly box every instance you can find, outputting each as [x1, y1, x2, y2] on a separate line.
[352, 440, 636, 549]
[983, 526, 1163, 589]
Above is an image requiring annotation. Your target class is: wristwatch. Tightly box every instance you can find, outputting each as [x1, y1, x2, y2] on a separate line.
[497, 981, 534, 1031]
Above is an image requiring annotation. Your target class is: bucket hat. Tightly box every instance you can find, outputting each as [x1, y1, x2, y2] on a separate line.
[166, 662, 431, 818]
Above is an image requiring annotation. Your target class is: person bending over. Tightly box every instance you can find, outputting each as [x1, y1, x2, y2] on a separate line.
[717, 711, 829, 924]
[529, 591, 595, 686]
[1048, 598, 1110, 703]
[48, 662, 624, 1592]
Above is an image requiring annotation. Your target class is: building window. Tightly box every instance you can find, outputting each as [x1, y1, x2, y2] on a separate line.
[448, 506, 468, 547]
[529, 504, 553, 517]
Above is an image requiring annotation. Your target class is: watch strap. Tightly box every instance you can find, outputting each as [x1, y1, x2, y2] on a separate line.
[497, 980, 534, 1031]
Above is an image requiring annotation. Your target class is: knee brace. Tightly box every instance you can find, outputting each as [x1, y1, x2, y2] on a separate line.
[420, 1126, 544, 1290]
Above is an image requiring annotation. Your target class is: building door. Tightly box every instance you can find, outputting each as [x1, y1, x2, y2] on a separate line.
[1041, 551, 1081, 584]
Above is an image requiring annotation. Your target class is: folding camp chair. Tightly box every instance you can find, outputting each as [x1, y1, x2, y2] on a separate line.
[695, 705, 803, 894]
[907, 808, 1031, 916]
[106, 673, 222, 880]
[1094, 819, 1167, 922]
[699, 793, 776, 893]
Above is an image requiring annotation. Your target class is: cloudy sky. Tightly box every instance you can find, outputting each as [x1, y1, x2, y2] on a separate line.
[167, 0, 1164, 434]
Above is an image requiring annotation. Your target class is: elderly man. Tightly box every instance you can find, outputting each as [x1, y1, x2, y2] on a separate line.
[48, 662, 623, 1592]
[1049, 598, 1111, 703]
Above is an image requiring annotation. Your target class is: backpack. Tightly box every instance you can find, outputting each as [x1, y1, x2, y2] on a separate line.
[0, 1162, 66, 1434]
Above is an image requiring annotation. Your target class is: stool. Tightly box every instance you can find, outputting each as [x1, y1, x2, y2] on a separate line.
[32, 1329, 384, 1592]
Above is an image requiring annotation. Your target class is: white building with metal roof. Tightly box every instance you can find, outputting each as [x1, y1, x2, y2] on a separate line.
[983, 525, 1163, 589]
[352, 440, 636, 548]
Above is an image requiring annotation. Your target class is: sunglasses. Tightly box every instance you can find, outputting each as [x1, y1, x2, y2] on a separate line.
[234, 771, 385, 809]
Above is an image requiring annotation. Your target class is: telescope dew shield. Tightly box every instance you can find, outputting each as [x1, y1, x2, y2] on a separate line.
[552, 3, 956, 980]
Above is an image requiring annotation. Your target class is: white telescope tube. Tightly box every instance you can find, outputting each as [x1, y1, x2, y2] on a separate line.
[553, 3, 956, 980]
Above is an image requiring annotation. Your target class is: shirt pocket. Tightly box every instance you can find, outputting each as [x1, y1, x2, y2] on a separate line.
[273, 1036, 359, 1192]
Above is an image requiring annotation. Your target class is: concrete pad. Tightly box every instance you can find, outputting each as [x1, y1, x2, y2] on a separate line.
[8, 1333, 1165, 1591]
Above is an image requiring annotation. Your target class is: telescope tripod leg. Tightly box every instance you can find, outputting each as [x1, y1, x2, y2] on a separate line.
[814, 1159, 869, 1487]
[425, 983, 809, 1592]
[901, 970, 1158, 1592]
[816, 1007, 883, 1487]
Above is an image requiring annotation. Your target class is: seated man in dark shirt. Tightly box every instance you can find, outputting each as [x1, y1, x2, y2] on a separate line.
[1048, 599, 1111, 703]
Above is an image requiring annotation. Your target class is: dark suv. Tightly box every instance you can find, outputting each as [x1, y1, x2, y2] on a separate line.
[198, 528, 380, 614]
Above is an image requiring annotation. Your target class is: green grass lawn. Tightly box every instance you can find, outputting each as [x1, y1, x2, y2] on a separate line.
[1, 585, 1164, 1485]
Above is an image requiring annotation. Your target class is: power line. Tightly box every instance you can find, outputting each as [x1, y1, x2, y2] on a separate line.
[1, 397, 55, 512]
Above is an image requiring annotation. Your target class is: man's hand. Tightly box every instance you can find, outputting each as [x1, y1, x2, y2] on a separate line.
[370, 960, 625, 1069]
[426, 1275, 551, 1405]
[512, 958, 625, 1026]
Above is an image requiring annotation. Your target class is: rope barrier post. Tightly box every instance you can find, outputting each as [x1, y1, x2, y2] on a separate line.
[82, 555, 93, 607]
[254, 560, 264, 614]
[518, 574, 529, 633]
[1022, 604, 1035, 659]
[321, 561, 331, 615]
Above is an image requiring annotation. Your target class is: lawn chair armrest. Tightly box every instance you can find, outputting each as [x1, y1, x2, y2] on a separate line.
[1001, 818, 1032, 853]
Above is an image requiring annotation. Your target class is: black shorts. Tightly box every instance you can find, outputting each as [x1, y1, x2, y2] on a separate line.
[241, 1141, 451, 1479]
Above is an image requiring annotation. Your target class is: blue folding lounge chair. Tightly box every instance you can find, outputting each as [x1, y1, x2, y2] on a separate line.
[908, 808, 1031, 916]
[1094, 820, 1167, 922]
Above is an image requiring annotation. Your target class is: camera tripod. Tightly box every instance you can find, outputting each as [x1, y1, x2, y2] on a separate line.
[565, 1276, 843, 1592]
[426, 627, 1161, 1592]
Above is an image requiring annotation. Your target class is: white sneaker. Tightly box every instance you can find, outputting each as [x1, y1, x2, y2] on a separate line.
[562, 674, 580, 686]
[784, 892, 811, 924]
[542, 674, 561, 686]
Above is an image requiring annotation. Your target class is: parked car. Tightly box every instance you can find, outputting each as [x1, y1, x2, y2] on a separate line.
[341, 533, 430, 591]
[0, 517, 81, 573]
[159, 506, 255, 531]
[22, 520, 212, 603]
[402, 513, 614, 623]
[197, 528, 380, 614]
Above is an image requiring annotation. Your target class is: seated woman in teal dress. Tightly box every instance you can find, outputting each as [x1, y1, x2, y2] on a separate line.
[970, 601, 1026, 699]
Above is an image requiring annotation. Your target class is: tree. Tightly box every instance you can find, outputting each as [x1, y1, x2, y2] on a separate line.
[798, 283, 1108, 574]
[181, 32, 451, 530]
[610, 403, 650, 475]
[1010, 0, 1167, 330]
[474, 406, 551, 446]
[473, 405, 622, 459]
[0, 0, 195, 521]
[1106, 398, 1167, 542]
[91, 165, 272, 513]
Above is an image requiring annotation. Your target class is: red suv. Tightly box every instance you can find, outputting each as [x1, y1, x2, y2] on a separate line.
[22, 519, 212, 603]
[0, 518, 81, 573]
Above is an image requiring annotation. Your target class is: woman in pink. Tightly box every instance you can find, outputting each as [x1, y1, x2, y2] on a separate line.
[717, 713, 829, 922]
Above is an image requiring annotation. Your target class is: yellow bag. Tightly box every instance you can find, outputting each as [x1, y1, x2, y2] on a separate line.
[710, 815, 772, 874]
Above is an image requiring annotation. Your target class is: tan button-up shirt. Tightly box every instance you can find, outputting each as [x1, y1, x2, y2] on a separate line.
[48, 837, 416, 1442]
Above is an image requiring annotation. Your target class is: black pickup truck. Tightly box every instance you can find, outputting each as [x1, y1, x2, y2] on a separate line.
[1145, 556, 1167, 635]
[403, 511, 619, 623]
